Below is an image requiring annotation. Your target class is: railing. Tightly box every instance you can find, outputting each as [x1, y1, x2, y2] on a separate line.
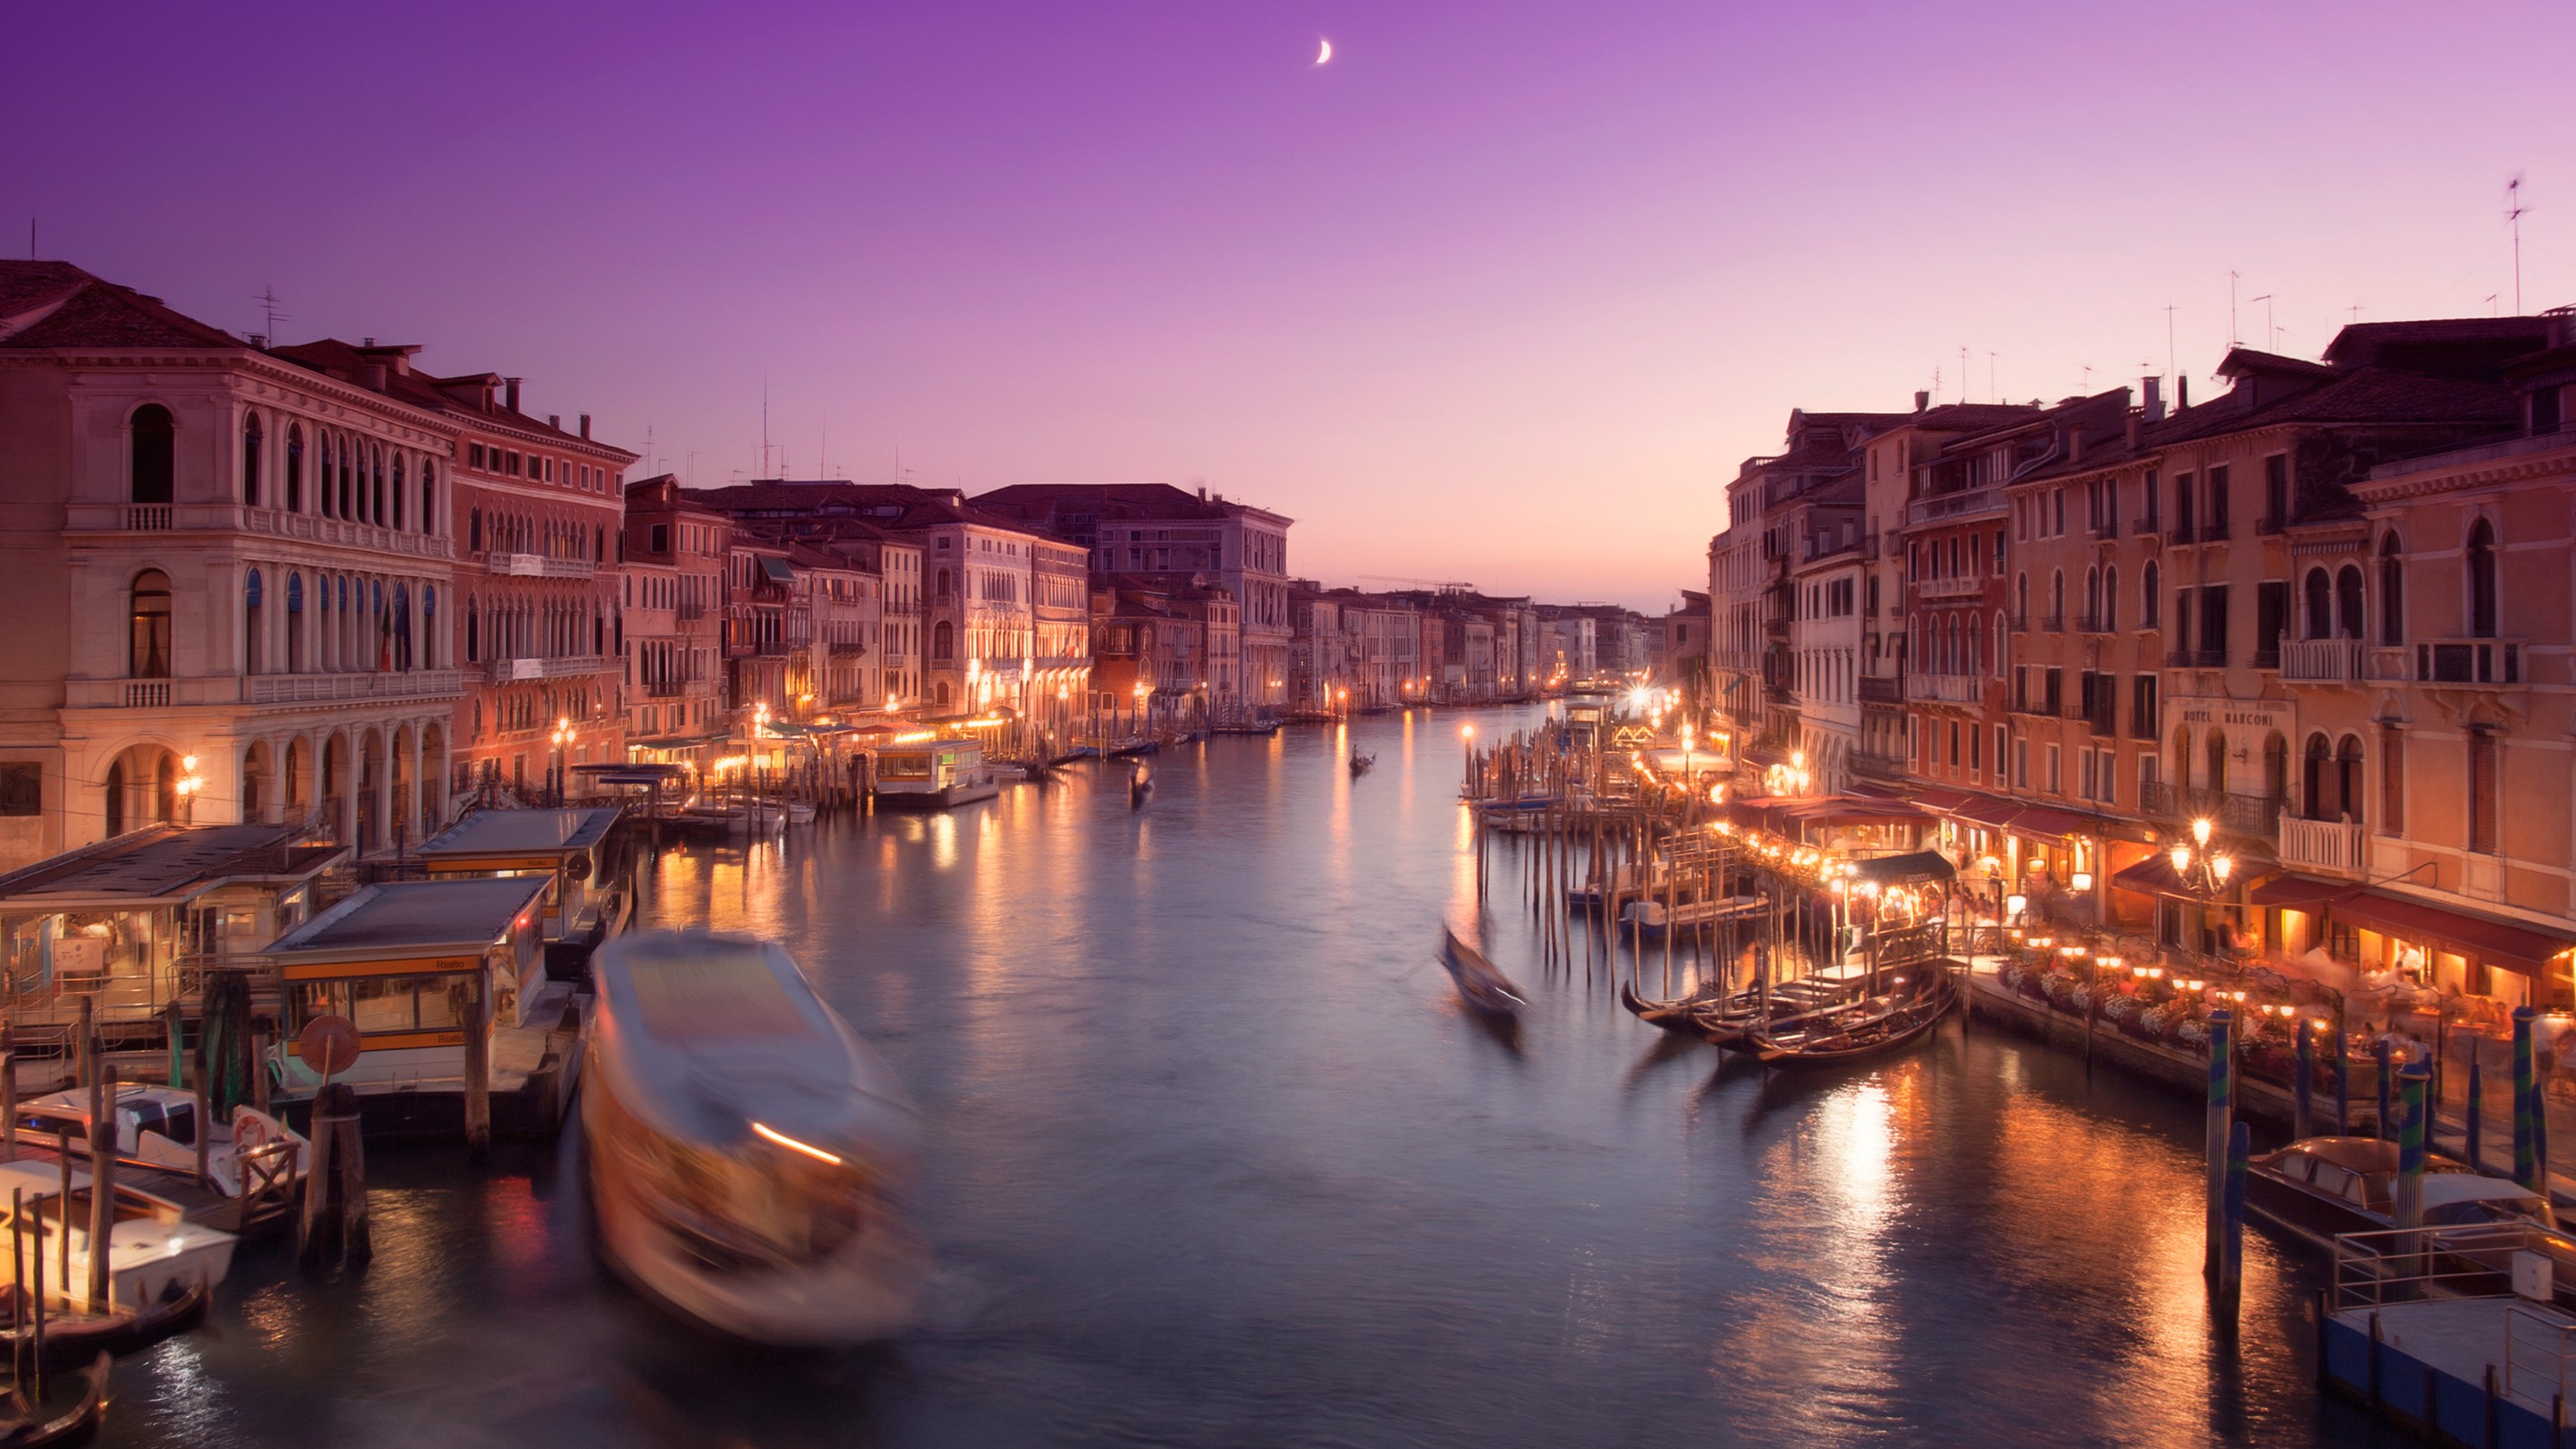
[2007, 613, 2030, 633]
[2142, 784, 2284, 835]
[125, 504, 173, 530]
[124, 680, 169, 708]
[2039, 614, 2066, 632]
[643, 678, 691, 698]
[485, 553, 595, 579]
[1857, 675, 1902, 704]
[2201, 519, 2233, 543]
[2168, 523, 2196, 545]
[1906, 488, 2006, 525]
[2280, 639, 2366, 683]
[2330, 1221, 2560, 1313]
[246, 668, 462, 705]
[2279, 816, 2368, 875]
[487, 655, 609, 683]
[2416, 639, 2523, 686]
[2255, 515, 2287, 537]
[67, 502, 467, 560]
[675, 601, 707, 622]
[826, 640, 868, 657]
[2165, 648, 2226, 668]
[1852, 750, 1910, 779]
[2133, 515, 2160, 536]
[2076, 612, 2110, 634]
[1904, 674, 1984, 704]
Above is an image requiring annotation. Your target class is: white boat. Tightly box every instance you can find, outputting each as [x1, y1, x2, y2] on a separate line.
[15, 1084, 307, 1206]
[0, 1160, 238, 1309]
[872, 739, 1000, 809]
[583, 931, 928, 1345]
[785, 800, 818, 825]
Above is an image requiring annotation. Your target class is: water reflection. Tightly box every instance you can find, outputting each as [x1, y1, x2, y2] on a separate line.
[88, 709, 2406, 1447]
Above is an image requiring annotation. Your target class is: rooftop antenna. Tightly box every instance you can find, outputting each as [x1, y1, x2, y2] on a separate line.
[2506, 174, 2528, 316]
[2164, 304, 2178, 390]
[2229, 270, 2241, 347]
[1986, 349, 1998, 402]
[1960, 346, 1970, 402]
[1930, 364, 1943, 405]
[2486, 292, 2501, 317]
[252, 286, 287, 345]
[642, 423, 656, 476]
[2080, 363, 2093, 393]
[2248, 294, 2275, 354]
[2349, 302, 2365, 325]
[760, 377, 771, 479]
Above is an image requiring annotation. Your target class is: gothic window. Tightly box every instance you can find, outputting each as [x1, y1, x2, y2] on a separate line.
[242, 412, 263, 506]
[129, 570, 173, 678]
[285, 424, 305, 513]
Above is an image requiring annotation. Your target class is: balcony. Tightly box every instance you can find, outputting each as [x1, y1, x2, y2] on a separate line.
[2278, 816, 2368, 876]
[1852, 749, 1910, 780]
[2039, 614, 2066, 633]
[2415, 639, 2523, 687]
[643, 678, 695, 698]
[2279, 639, 2366, 683]
[2007, 613, 2030, 633]
[826, 640, 869, 657]
[2165, 648, 2226, 669]
[1904, 673, 1984, 705]
[1915, 576, 1986, 601]
[485, 553, 595, 579]
[2200, 519, 2233, 543]
[2168, 523, 2196, 546]
[487, 655, 610, 683]
[2075, 612, 2110, 634]
[2133, 515, 2161, 536]
[2142, 784, 2284, 836]
[66, 503, 456, 561]
[2255, 516, 2288, 537]
[1906, 488, 2006, 525]
[675, 601, 707, 622]
[1858, 675, 1902, 705]
[69, 669, 466, 709]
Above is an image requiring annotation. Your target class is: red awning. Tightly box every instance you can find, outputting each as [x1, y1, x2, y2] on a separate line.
[2003, 807, 2098, 843]
[2328, 890, 2576, 971]
[2250, 872, 2350, 908]
[1910, 788, 1974, 812]
[1951, 795, 2021, 828]
[2110, 854, 2188, 897]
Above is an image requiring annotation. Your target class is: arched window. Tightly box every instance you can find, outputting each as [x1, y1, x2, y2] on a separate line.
[2302, 733, 2331, 819]
[420, 461, 436, 534]
[372, 445, 387, 524]
[2102, 567, 2118, 632]
[2303, 567, 2332, 640]
[338, 433, 354, 520]
[424, 587, 436, 668]
[469, 507, 483, 554]
[130, 404, 174, 504]
[244, 567, 265, 674]
[129, 570, 172, 678]
[2141, 561, 2160, 628]
[933, 619, 954, 661]
[393, 586, 412, 671]
[2335, 565, 2364, 640]
[285, 424, 305, 513]
[2205, 733, 2228, 795]
[242, 412, 263, 506]
[2013, 572, 2028, 621]
[392, 456, 406, 530]
[2378, 534, 2405, 645]
[2335, 735, 2365, 825]
[287, 572, 306, 674]
[2048, 570, 2064, 625]
[2466, 519, 2498, 637]
[2085, 567, 2100, 628]
[318, 436, 335, 517]
[465, 595, 479, 662]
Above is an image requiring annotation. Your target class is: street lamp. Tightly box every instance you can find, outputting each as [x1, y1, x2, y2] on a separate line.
[175, 753, 203, 825]
[549, 718, 575, 804]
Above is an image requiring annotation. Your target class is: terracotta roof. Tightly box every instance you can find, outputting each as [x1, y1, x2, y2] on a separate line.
[0, 261, 243, 351]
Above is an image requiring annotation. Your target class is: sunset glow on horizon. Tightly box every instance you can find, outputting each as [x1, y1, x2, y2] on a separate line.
[12, 1, 2574, 606]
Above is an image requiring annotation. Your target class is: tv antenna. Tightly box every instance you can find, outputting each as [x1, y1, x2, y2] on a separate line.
[2506, 174, 2529, 316]
[2164, 304, 2178, 388]
[1985, 350, 1998, 402]
[251, 285, 288, 346]
[2248, 294, 2276, 352]
[2229, 270, 2241, 347]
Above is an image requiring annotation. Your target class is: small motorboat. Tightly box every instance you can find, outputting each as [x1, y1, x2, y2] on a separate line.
[0, 1161, 239, 1310]
[16, 1086, 307, 1224]
[0, 1352, 110, 1446]
[2244, 1137, 2536, 1246]
[1349, 753, 1376, 776]
[1439, 928, 1526, 1021]
[785, 800, 818, 826]
[1130, 765, 1155, 809]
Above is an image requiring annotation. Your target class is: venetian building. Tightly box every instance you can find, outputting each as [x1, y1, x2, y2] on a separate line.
[0, 263, 462, 868]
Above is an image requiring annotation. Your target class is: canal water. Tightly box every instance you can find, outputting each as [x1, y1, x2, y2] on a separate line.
[102, 706, 2406, 1447]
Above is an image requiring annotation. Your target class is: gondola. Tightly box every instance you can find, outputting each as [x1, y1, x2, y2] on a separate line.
[0, 1352, 110, 1446]
[1349, 753, 1376, 776]
[0, 1275, 208, 1369]
[1438, 928, 1526, 1021]
[1618, 978, 1736, 1033]
[1744, 970, 1955, 1069]
[1129, 765, 1154, 809]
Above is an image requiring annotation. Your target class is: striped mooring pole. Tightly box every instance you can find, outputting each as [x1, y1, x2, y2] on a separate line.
[2467, 1037, 2485, 1174]
[2376, 1035, 2394, 1140]
[2292, 1020, 2314, 1142]
[2334, 1021, 2351, 1136]
[2219, 1118, 2250, 1309]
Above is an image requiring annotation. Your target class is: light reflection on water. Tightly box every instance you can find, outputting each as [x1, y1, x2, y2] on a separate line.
[91, 708, 2404, 1447]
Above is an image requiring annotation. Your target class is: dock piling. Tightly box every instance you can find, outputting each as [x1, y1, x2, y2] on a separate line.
[2514, 1006, 2538, 1191]
[2219, 1118, 2249, 1309]
[2466, 1039, 2484, 1174]
[297, 1080, 371, 1275]
[2292, 1021, 2313, 1141]
[86, 1064, 114, 1311]
[2205, 1009, 2233, 1285]
[2375, 1036, 2394, 1140]
[464, 970, 494, 1160]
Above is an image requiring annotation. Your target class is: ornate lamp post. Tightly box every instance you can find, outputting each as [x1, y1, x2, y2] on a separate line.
[550, 718, 575, 805]
[175, 754, 203, 826]
[2168, 815, 2238, 961]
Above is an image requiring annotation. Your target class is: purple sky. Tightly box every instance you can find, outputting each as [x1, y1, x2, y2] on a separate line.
[12, 2, 2576, 608]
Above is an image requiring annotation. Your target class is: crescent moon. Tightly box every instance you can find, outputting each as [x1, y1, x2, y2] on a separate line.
[1315, 37, 1332, 65]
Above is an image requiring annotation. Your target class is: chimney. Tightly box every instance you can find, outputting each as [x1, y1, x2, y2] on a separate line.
[2140, 375, 2165, 423]
[548, 414, 561, 430]
[504, 377, 522, 412]
[1197, 486, 1208, 502]
[579, 413, 592, 439]
[2067, 428, 2083, 465]
[1913, 390, 1929, 413]
[365, 362, 387, 392]
[2177, 375, 2190, 410]
[2125, 409, 2142, 451]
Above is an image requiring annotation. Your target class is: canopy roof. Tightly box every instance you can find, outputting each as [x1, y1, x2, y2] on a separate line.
[266, 877, 550, 960]
[1847, 851, 1957, 887]
[416, 807, 620, 860]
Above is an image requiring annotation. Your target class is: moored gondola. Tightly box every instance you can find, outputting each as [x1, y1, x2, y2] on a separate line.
[1439, 928, 1526, 1021]
[1744, 970, 1955, 1069]
[0, 1352, 110, 1447]
[0, 1275, 208, 1369]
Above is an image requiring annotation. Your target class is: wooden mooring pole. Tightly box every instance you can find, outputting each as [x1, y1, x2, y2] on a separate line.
[297, 1080, 371, 1275]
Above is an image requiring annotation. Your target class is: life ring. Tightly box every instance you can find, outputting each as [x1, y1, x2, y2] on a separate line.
[233, 1112, 267, 1151]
